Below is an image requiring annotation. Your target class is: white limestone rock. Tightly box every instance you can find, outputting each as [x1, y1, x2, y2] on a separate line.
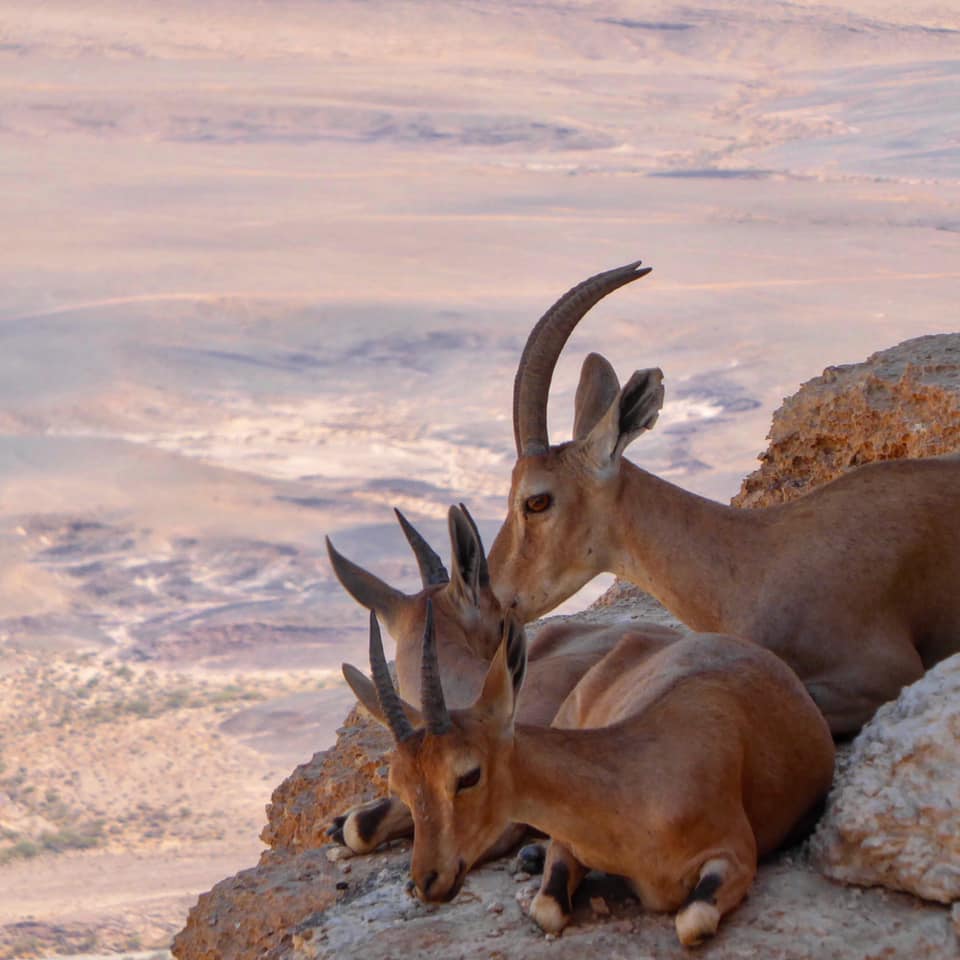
[810, 654, 960, 904]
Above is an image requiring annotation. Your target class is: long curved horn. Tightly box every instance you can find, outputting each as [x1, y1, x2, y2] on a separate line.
[513, 260, 652, 456]
[368, 610, 415, 743]
[394, 508, 449, 587]
[420, 599, 452, 735]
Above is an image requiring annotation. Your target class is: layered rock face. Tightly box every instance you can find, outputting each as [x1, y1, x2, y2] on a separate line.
[810, 654, 960, 904]
[173, 334, 960, 960]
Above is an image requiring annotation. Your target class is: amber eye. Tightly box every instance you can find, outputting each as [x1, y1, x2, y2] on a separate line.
[455, 768, 482, 794]
[524, 493, 552, 514]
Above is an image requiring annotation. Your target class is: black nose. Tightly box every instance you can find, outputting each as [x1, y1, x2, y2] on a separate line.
[421, 870, 439, 897]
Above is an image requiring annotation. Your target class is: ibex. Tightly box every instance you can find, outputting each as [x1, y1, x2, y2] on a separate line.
[326, 503, 677, 854]
[489, 261, 960, 735]
[344, 605, 834, 945]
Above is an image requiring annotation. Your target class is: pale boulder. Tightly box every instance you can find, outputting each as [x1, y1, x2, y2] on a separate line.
[810, 654, 960, 904]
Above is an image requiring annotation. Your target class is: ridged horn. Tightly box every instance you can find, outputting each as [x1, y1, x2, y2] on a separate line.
[513, 260, 652, 456]
[420, 599, 451, 735]
[368, 609, 415, 743]
[394, 508, 449, 587]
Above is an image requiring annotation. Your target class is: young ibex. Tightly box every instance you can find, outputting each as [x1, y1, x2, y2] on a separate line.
[326, 503, 677, 854]
[489, 261, 960, 735]
[344, 606, 834, 946]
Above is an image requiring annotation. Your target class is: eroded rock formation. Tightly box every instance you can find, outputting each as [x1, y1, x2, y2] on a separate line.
[734, 334, 960, 508]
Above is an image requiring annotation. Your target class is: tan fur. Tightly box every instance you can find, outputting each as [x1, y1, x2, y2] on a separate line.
[328, 507, 669, 852]
[490, 379, 960, 735]
[368, 626, 835, 946]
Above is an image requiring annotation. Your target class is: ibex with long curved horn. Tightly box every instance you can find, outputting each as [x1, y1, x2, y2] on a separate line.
[489, 261, 960, 735]
[344, 606, 834, 946]
[326, 503, 677, 854]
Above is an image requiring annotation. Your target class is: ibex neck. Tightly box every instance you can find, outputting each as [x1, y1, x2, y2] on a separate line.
[610, 462, 764, 633]
[508, 725, 640, 856]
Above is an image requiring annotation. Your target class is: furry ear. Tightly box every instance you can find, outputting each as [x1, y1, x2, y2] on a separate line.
[341, 663, 423, 730]
[342, 663, 386, 723]
[327, 537, 405, 623]
[448, 504, 489, 607]
[477, 616, 527, 726]
[581, 368, 664, 472]
[573, 353, 621, 441]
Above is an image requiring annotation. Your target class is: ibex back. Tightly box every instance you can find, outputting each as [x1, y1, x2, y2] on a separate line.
[489, 261, 960, 734]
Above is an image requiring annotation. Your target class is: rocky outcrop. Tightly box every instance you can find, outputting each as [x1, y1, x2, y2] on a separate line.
[173, 333, 960, 960]
[284, 847, 954, 960]
[261, 706, 391, 852]
[170, 849, 341, 960]
[810, 654, 960, 903]
[734, 334, 960, 508]
[172, 706, 393, 960]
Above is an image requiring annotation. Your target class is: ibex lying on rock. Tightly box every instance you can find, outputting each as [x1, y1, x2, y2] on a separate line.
[489, 261, 960, 735]
[344, 605, 834, 946]
[326, 504, 676, 853]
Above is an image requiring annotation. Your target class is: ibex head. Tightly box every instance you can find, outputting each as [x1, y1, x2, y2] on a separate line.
[489, 261, 664, 620]
[327, 504, 502, 699]
[343, 604, 527, 901]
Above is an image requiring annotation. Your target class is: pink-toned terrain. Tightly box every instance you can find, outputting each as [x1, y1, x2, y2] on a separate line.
[0, 1, 958, 956]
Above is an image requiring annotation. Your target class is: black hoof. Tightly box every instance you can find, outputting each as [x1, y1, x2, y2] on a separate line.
[517, 843, 546, 875]
[327, 815, 346, 845]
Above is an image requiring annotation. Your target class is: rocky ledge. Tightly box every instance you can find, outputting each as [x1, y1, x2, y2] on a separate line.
[173, 335, 960, 960]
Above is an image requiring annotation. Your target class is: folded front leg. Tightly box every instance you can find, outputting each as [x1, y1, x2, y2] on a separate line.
[528, 840, 587, 934]
[328, 795, 413, 854]
[674, 850, 755, 947]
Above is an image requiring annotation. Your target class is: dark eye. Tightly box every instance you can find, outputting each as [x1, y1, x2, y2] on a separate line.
[455, 767, 482, 794]
[524, 493, 552, 514]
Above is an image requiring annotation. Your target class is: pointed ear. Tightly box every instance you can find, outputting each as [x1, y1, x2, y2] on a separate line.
[342, 663, 423, 729]
[573, 353, 621, 441]
[342, 662, 386, 723]
[448, 504, 489, 608]
[580, 368, 664, 472]
[477, 616, 527, 726]
[327, 537, 405, 623]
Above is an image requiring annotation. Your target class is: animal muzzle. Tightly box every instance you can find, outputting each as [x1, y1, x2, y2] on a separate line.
[414, 859, 467, 903]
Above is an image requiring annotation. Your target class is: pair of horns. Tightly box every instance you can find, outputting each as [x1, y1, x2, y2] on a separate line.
[369, 599, 450, 742]
[513, 260, 652, 457]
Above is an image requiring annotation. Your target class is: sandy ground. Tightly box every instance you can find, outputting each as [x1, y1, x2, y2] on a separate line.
[0, 650, 337, 958]
[0, 845, 259, 928]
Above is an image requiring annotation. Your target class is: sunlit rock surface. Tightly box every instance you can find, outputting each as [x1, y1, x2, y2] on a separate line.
[734, 334, 960, 508]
